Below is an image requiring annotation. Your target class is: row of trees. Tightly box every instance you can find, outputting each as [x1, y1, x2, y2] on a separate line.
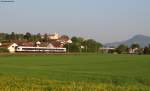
[110, 43, 150, 54]
[64, 37, 102, 52]
[0, 32, 41, 42]
[116, 43, 140, 54]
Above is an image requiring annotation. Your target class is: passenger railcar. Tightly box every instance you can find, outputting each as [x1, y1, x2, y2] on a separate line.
[15, 46, 66, 53]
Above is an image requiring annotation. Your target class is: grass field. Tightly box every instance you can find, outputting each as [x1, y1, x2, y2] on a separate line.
[0, 54, 150, 91]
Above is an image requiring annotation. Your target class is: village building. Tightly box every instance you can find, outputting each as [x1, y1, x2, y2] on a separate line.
[47, 43, 55, 48]
[128, 48, 144, 54]
[48, 33, 60, 40]
[0, 33, 72, 53]
[36, 41, 41, 47]
[100, 47, 116, 53]
[41, 33, 60, 40]
[7, 43, 18, 53]
[58, 35, 69, 43]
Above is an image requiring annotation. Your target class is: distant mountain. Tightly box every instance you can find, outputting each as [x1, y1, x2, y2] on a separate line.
[105, 35, 150, 48]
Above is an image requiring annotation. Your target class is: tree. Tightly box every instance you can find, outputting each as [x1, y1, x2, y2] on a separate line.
[64, 43, 80, 52]
[71, 37, 79, 43]
[4, 34, 11, 42]
[10, 32, 16, 40]
[71, 37, 84, 52]
[131, 43, 140, 49]
[143, 47, 149, 54]
[0, 48, 9, 53]
[15, 34, 24, 40]
[30, 33, 42, 42]
[24, 32, 31, 41]
[65, 37, 102, 53]
[0, 33, 6, 42]
[116, 44, 128, 54]
[83, 39, 102, 52]
[43, 33, 48, 42]
[36, 33, 42, 41]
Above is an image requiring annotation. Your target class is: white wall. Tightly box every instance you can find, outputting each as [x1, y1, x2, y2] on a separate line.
[8, 43, 18, 53]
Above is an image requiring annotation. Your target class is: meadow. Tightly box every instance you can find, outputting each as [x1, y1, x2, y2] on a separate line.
[0, 54, 150, 91]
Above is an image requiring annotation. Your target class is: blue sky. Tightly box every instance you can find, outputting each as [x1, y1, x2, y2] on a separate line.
[0, 0, 150, 43]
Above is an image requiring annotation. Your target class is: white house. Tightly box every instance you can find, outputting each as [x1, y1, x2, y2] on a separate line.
[36, 41, 41, 47]
[67, 39, 72, 44]
[47, 43, 55, 48]
[129, 48, 139, 54]
[48, 33, 59, 40]
[100, 47, 116, 53]
[7, 43, 18, 53]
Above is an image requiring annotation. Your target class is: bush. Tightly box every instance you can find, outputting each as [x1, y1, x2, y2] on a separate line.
[0, 48, 9, 53]
[64, 43, 80, 52]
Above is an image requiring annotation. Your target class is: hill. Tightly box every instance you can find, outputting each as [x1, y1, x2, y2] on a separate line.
[105, 35, 150, 48]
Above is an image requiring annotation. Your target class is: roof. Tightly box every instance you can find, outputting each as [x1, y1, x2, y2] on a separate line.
[51, 41, 63, 48]
[21, 42, 34, 47]
[11, 40, 35, 47]
[0, 43, 13, 48]
[0, 41, 35, 48]
[58, 35, 70, 42]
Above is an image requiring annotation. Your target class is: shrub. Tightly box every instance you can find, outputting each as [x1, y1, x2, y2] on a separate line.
[0, 48, 9, 53]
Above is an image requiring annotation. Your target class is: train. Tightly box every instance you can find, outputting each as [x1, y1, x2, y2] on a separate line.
[15, 46, 66, 53]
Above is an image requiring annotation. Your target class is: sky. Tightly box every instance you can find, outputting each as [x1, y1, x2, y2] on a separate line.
[0, 0, 150, 43]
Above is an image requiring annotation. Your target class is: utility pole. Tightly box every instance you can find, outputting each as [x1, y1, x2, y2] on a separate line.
[68, 43, 69, 53]
[67, 39, 72, 53]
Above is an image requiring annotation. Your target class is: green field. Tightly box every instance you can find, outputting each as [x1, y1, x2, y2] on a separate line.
[0, 54, 150, 91]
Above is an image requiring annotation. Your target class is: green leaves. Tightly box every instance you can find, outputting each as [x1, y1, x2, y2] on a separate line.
[64, 37, 102, 53]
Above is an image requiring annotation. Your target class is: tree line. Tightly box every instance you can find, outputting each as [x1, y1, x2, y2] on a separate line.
[1, 32, 150, 54]
[64, 37, 102, 52]
[111, 43, 150, 54]
[0, 32, 103, 53]
[0, 32, 41, 42]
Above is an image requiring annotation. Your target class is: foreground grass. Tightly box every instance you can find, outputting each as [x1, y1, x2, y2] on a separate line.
[0, 54, 150, 91]
[0, 76, 149, 91]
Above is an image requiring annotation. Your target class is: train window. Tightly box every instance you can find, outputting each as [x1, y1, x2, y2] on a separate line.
[22, 48, 35, 50]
